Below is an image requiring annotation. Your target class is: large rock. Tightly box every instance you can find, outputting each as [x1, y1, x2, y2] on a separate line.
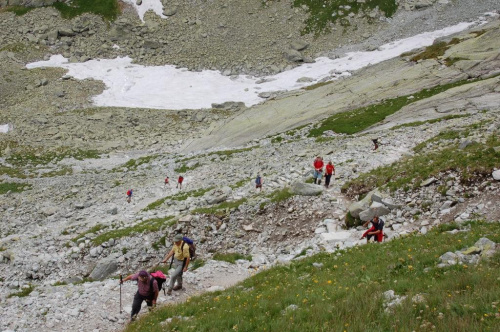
[89, 254, 119, 280]
[284, 49, 303, 62]
[359, 202, 391, 221]
[290, 182, 323, 196]
[290, 40, 309, 51]
[320, 231, 351, 244]
[348, 188, 380, 218]
[493, 170, 500, 181]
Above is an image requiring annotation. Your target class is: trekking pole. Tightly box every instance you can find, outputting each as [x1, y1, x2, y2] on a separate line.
[119, 274, 123, 314]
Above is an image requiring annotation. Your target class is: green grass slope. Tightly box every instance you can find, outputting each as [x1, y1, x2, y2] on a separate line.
[125, 221, 500, 332]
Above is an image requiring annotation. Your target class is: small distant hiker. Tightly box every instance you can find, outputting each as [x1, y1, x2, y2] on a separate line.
[324, 161, 335, 188]
[161, 234, 190, 295]
[313, 156, 324, 185]
[372, 138, 379, 151]
[360, 216, 384, 243]
[164, 176, 169, 186]
[176, 175, 184, 189]
[121, 270, 159, 321]
[126, 189, 133, 203]
[255, 174, 262, 192]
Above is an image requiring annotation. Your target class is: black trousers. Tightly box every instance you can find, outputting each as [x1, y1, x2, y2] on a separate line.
[324, 174, 332, 187]
[131, 291, 154, 317]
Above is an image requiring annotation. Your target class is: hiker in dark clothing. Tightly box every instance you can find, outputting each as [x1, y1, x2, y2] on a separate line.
[360, 216, 384, 243]
[161, 234, 190, 295]
[372, 138, 379, 151]
[255, 174, 262, 192]
[121, 270, 159, 321]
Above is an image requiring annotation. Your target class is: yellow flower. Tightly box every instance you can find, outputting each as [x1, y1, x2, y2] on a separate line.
[227, 296, 231, 300]
[327, 280, 332, 284]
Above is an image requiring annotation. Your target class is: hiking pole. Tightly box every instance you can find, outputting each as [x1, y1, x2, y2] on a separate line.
[119, 274, 123, 314]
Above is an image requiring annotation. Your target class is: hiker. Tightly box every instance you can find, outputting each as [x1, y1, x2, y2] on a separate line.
[372, 138, 379, 151]
[161, 234, 190, 295]
[324, 161, 335, 188]
[313, 156, 324, 185]
[360, 216, 385, 243]
[176, 175, 184, 189]
[164, 176, 169, 186]
[255, 174, 262, 192]
[126, 189, 133, 203]
[121, 270, 159, 321]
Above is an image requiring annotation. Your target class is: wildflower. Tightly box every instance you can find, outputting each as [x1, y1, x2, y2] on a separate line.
[408, 265, 413, 270]
[327, 280, 332, 284]
[227, 296, 231, 300]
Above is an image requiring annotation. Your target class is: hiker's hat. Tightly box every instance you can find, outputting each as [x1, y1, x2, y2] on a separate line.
[138, 270, 148, 278]
[173, 234, 183, 242]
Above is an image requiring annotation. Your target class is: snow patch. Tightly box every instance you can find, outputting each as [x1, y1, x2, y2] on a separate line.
[0, 124, 11, 133]
[26, 20, 483, 111]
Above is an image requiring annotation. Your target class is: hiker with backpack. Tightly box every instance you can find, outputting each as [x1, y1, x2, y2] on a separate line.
[126, 189, 133, 203]
[255, 174, 262, 192]
[313, 156, 324, 185]
[372, 138, 379, 151]
[164, 176, 170, 186]
[120, 270, 159, 321]
[161, 234, 191, 295]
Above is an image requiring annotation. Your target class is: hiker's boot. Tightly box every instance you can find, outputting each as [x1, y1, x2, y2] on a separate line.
[313, 179, 317, 184]
[173, 283, 183, 291]
[167, 288, 172, 295]
[318, 180, 321, 185]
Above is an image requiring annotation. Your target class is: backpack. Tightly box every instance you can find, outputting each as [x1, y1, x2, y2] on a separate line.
[127, 190, 132, 196]
[181, 237, 196, 262]
[150, 271, 168, 295]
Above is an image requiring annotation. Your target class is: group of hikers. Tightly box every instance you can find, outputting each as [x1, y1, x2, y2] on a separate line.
[312, 156, 336, 188]
[121, 234, 191, 321]
[121, 148, 385, 321]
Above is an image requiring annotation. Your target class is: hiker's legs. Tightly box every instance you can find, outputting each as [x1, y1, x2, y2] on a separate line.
[325, 175, 331, 187]
[131, 292, 146, 318]
[168, 259, 184, 291]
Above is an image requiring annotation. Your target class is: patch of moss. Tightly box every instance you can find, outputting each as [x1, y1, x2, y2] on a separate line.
[293, 0, 398, 36]
[0, 182, 31, 194]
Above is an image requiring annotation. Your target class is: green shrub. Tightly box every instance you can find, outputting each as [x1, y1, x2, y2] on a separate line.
[192, 198, 247, 216]
[213, 253, 252, 264]
[8, 285, 34, 298]
[53, 0, 120, 21]
[5, 6, 34, 15]
[344, 211, 362, 228]
[293, 0, 397, 36]
[91, 217, 175, 246]
[0, 182, 31, 194]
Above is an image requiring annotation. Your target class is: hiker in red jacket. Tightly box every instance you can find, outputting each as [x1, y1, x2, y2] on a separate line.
[324, 161, 335, 188]
[164, 176, 169, 186]
[176, 175, 184, 189]
[126, 189, 133, 203]
[313, 156, 324, 185]
[360, 216, 385, 243]
[121, 270, 159, 321]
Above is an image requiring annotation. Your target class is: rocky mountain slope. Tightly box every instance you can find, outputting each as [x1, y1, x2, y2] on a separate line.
[0, 1, 499, 331]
